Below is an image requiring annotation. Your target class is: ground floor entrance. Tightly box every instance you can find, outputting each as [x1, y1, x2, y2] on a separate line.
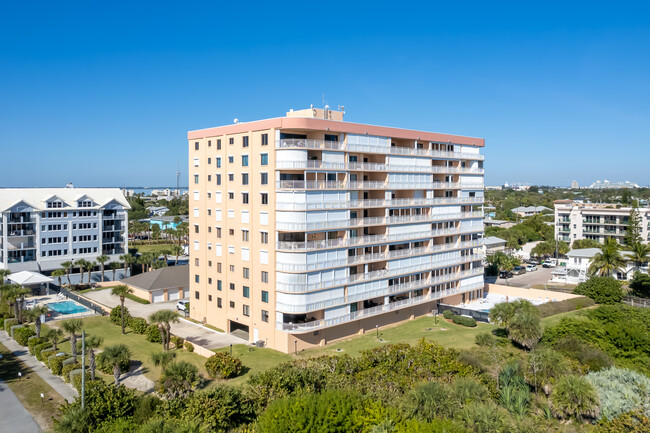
[229, 320, 249, 341]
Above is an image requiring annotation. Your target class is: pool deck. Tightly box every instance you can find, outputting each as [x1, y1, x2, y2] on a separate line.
[461, 292, 551, 312]
[25, 295, 97, 321]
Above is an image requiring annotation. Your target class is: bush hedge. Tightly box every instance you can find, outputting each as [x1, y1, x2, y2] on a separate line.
[205, 352, 243, 379]
[14, 326, 35, 346]
[128, 317, 148, 334]
[451, 314, 477, 327]
[145, 324, 163, 343]
[34, 342, 53, 361]
[110, 305, 131, 326]
[62, 357, 76, 368]
[62, 363, 81, 383]
[27, 336, 44, 354]
[184, 342, 194, 352]
[442, 310, 453, 320]
[49, 354, 67, 375]
[4, 318, 17, 333]
[171, 335, 184, 349]
[10, 324, 25, 340]
[71, 370, 91, 392]
[125, 293, 150, 304]
[0, 317, 4, 330]
[536, 297, 595, 318]
[97, 350, 130, 375]
[573, 276, 624, 304]
[475, 332, 495, 347]
[40, 347, 56, 364]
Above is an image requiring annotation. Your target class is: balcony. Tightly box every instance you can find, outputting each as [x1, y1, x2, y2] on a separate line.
[276, 280, 485, 332]
[275, 160, 484, 175]
[276, 139, 485, 160]
[276, 211, 483, 231]
[275, 253, 484, 293]
[276, 180, 465, 190]
[7, 229, 36, 237]
[276, 239, 483, 272]
[558, 226, 570, 233]
[275, 196, 484, 211]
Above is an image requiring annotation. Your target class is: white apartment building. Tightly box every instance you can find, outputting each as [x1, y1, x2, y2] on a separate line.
[0, 188, 129, 273]
[554, 200, 650, 245]
[552, 248, 648, 284]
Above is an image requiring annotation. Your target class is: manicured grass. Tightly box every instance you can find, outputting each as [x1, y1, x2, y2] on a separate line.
[49, 316, 209, 382]
[0, 341, 65, 432]
[125, 293, 150, 304]
[540, 307, 592, 329]
[133, 243, 177, 253]
[210, 345, 292, 385]
[181, 316, 224, 333]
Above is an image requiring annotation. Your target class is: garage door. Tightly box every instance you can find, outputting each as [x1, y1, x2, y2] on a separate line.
[152, 290, 165, 303]
[183, 288, 189, 299]
[168, 290, 180, 301]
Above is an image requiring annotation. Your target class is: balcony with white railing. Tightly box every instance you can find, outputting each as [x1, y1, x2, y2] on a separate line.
[275, 253, 484, 293]
[275, 180, 466, 190]
[275, 196, 484, 211]
[276, 239, 483, 272]
[276, 280, 486, 332]
[275, 159, 484, 175]
[275, 211, 484, 231]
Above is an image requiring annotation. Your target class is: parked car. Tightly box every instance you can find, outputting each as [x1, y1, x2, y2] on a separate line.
[176, 300, 189, 312]
[499, 270, 513, 279]
[529, 260, 539, 265]
[542, 259, 557, 268]
[512, 266, 526, 275]
[526, 265, 538, 272]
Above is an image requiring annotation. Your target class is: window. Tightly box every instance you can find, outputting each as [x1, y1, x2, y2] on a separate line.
[217, 262, 222, 272]
[229, 264, 235, 271]
[208, 140, 211, 147]
[243, 305, 250, 316]
[262, 290, 269, 302]
[229, 228, 234, 235]
[260, 250, 269, 264]
[228, 192, 234, 200]
[194, 291, 199, 299]
[261, 133, 268, 146]
[228, 173, 234, 182]
[243, 267, 250, 279]
[261, 271, 269, 283]
[261, 153, 268, 165]
[216, 157, 221, 167]
[242, 173, 249, 185]
[243, 136, 249, 147]
[194, 142, 199, 150]
[242, 155, 249, 166]
[229, 301, 235, 308]
[261, 193, 268, 205]
[260, 211, 268, 225]
[216, 227, 222, 238]
[194, 224, 199, 233]
[193, 157, 199, 167]
[260, 232, 268, 244]
[194, 175, 199, 184]
[208, 294, 212, 301]
[217, 297, 222, 308]
[242, 230, 249, 241]
[195, 258, 200, 266]
[217, 139, 221, 149]
[229, 137, 234, 145]
[229, 283, 235, 291]
[217, 280, 222, 291]
[260, 172, 268, 185]
[195, 274, 199, 283]
[228, 156, 234, 163]
[208, 175, 211, 181]
[243, 286, 250, 298]
[242, 193, 249, 204]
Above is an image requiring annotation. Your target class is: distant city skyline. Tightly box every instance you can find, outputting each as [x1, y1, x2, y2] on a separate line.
[1, 2, 648, 188]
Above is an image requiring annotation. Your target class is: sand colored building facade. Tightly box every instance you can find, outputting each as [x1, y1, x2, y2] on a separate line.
[188, 108, 485, 353]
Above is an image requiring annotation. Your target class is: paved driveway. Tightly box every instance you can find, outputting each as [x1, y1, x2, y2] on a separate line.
[0, 380, 41, 433]
[83, 290, 245, 349]
[495, 266, 554, 288]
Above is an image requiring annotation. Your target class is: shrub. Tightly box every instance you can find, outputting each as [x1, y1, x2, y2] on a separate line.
[97, 349, 131, 375]
[145, 324, 163, 343]
[551, 375, 600, 421]
[442, 310, 453, 320]
[34, 342, 53, 361]
[184, 341, 194, 352]
[586, 367, 650, 421]
[125, 293, 150, 304]
[59, 380, 137, 429]
[27, 336, 44, 354]
[205, 352, 243, 379]
[452, 314, 477, 327]
[40, 347, 56, 363]
[110, 305, 131, 326]
[0, 317, 4, 329]
[629, 272, 650, 298]
[14, 326, 35, 346]
[536, 297, 596, 318]
[555, 336, 613, 372]
[62, 357, 76, 368]
[62, 363, 81, 383]
[573, 276, 624, 304]
[49, 353, 66, 375]
[475, 333, 495, 347]
[4, 318, 17, 333]
[181, 386, 255, 431]
[71, 369, 90, 393]
[171, 335, 184, 349]
[10, 324, 25, 340]
[128, 317, 148, 334]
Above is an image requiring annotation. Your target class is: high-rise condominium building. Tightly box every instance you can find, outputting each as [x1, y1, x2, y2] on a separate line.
[555, 200, 650, 245]
[0, 188, 129, 273]
[188, 108, 485, 353]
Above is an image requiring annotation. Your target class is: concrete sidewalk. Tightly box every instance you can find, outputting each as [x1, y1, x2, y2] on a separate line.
[0, 379, 41, 433]
[0, 332, 77, 403]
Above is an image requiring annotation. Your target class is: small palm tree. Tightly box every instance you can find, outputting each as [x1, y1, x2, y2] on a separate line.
[28, 305, 49, 338]
[111, 285, 133, 334]
[74, 259, 87, 287]
[85, 261, 96, 284]
[158, 360, 201, 399]
[96, 255, 109, 282]
[628, 242, 650, 271]
[151, 351, 176, 370]
[3, 284, 31, 323]
[171, 245, 184, 266]
[149, 310, 179, 351]
[551, 375, 599, 421]
[589, 238, 625, 277]
[0, 269, 11, 284]
[61, 261, 73, 287]
[51, 269, 66, 288]
[102, 344, 131, 384]
[61, 319, 83, 362]
[45, 328, 64, 351]
[109, 262, 121, 281]
[53, 405, 89, 433]
[84, 335, 104, 381]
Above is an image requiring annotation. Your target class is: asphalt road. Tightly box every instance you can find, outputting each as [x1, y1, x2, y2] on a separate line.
[495, 266, 555, 288]
[0, 379, 41, 433]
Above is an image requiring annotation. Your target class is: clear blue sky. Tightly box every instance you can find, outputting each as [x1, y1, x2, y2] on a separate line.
[1, 1, 648, 188]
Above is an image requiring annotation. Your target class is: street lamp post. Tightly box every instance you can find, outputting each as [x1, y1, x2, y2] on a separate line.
[294, 340, 297, 355]
[375, 324, 379, 338]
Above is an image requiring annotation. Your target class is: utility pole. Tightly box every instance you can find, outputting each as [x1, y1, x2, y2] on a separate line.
[81, 330, 85, 408]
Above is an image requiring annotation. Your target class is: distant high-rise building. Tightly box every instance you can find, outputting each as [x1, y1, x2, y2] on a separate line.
[571, 180, 579, 189]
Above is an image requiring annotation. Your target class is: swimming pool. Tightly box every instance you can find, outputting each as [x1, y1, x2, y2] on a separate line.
[47, 301, 90, 314]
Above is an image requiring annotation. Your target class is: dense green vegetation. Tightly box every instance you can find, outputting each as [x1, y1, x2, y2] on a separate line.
[485, 215, 555, 249]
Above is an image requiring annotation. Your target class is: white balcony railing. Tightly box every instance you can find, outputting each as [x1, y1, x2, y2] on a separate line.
[274, 196, 484, 211]
[276, 281, 486, 332]
[275, 159, 484, 175]
[275, 180, 473, 190]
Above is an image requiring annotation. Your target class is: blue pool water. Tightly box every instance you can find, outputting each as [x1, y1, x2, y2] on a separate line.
[47, 301, 89, 314]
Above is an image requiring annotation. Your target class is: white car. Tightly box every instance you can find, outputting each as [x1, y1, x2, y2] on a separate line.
[176, 300, 189, 312]
[525, 265, 538, 272]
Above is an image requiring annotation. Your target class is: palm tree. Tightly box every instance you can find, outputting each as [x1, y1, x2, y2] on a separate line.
[119, 253, 131, 276]
[508, 309, 542, 350]
[45, 328, 63, 351]
[171, 245, 184, 266]
[551, 375, 599, 421]
[74, 259, 87, 287]
[160, 248, 172, 266]
[51, 269, 66, 288]
[151, 351, 176, 370]
[138, 254, 149, 273]
[500, 255, 515, 286]
[102, 344, 131, 384]
[111, 285, 133, 334]
[0, 269, 11, 284]
[109, 262, 121, 281]
[61, 319, 83, 362]
[53, 405, 89, 433]
[84, 335, 104, 381]
[61, 261, 73, 287]
[158, 361, 201, 399]
[85, 261, 96, 284]
[149, 310, 179, 351]
[3, 284, 31, 323]
[589, 238, 625, 277]
[28, 305, 49, 338]
[96, 254, 109, 282]
[628, 242, 650, 271]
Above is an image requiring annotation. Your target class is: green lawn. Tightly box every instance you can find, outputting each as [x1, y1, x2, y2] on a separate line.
[211, 345, 292, 385]
[0, 341, 65, 431]
[133, 243, 177, 253]
[49, 316, 209, 382]
[540, 307, 592, 329]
